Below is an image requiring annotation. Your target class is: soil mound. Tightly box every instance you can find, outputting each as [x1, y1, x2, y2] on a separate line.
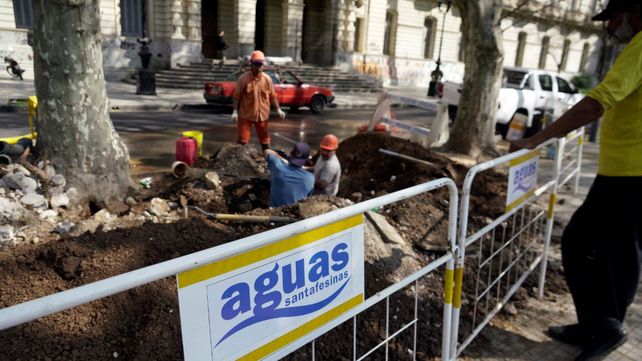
[0, 134, 565, 360]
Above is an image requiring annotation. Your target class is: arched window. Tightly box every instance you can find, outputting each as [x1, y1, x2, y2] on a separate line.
[383, 10, 397, 56]
[538, 36, 550, 69]
[424, 17, 437, 59]
[560, 39, 571, 71]
[515, 32, 527, 67]
[579, 42, 590, 72]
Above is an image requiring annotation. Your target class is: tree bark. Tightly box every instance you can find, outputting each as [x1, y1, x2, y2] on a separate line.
[32, 0, 131, 203]
[445, 0, 504, 158]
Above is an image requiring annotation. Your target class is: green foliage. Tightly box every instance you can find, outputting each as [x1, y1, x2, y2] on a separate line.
[571, 74, 596, 93]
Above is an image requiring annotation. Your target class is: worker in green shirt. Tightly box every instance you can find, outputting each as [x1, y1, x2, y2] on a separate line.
[510, 1, 642, 360]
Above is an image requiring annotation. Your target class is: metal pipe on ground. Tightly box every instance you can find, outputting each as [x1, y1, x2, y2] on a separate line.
[378, 148, 439, 168]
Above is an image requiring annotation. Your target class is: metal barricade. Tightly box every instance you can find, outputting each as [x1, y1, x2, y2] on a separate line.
[448, 139, 562, 359]
[0, 178, 458, 361]
[558, 127, 585, 194]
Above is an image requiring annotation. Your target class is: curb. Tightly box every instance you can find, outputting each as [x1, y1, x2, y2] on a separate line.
[1, 102, 379, 113]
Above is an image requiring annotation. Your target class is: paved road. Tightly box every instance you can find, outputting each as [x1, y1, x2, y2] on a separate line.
[1, 106, 436, 176]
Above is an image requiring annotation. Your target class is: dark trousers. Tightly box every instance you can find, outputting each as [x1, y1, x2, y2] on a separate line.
[561, 175, 642, 330]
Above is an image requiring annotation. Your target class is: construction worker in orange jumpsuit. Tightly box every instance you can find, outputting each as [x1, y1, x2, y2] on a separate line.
[232, 50, 286, 150]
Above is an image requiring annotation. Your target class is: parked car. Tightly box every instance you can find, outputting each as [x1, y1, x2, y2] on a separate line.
[204, 66, 335, 114]
[440, 67, 584, 137]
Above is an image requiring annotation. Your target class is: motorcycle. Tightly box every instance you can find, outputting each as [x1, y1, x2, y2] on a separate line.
[4, 57, 25, 80]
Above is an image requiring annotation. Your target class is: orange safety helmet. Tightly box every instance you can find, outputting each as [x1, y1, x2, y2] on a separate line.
[320, 134, 339, 151]
[250, 50, 266, 64]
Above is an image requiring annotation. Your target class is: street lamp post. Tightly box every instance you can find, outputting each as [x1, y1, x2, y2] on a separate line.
[427, 0, 452, 97]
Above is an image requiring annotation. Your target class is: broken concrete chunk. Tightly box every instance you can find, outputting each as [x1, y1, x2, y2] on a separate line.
[204, 171, 221, 189]
[39, 209, 58, 220]
[65, 187, 78, 202]
[365, 211, 406, 245]
[6, 163, 30, 176]
[50, 193, 70, 209]
[54, 220, 75, 234]
[149, 198, 170, 216]
[125, 196, 137, 206]
[0, 196, 26, 222]
[50, 174, 66, 187]
[20, 192, 46, 208]
[3, 173, 37, 192]
[93, 209, 112, 224]
[0, 225, 15, 244]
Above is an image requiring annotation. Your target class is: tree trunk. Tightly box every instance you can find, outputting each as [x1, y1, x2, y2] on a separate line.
[445, 0, 504, 158]
[32, 0, 131, 203]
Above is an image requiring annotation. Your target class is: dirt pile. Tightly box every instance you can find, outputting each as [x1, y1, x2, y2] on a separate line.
[0, 134, 566, 360]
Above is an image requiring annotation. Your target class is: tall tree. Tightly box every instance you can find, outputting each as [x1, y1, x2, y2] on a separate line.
[444, 0, 504, 158]
[32, 0, 131, 203]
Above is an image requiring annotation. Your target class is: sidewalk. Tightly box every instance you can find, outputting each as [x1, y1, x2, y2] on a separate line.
[0, 77, 433, 112]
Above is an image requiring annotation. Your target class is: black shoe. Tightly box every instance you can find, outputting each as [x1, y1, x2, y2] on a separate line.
[547, 324, 589, 346]
[575, 322, 628, 361]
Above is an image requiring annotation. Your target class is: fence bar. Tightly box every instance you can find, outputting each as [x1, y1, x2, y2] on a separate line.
[538, 137, 565, 298]
[0, 179, 457, 331]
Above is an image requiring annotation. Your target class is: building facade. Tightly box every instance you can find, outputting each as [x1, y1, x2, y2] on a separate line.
[1, 0, 604, 86]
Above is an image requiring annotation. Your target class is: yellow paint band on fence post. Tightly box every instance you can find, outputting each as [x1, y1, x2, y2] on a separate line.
[453, 267, 464, 309]
[444, 268, 454, 304]
[547, 193, 557, 220]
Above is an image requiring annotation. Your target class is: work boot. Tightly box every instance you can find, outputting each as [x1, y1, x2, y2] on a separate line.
[575, 319, 628, 361]
[260, 143, 270, 151]
[547, 324, 589, 346]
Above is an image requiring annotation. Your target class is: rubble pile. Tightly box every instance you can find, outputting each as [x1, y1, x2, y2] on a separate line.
[0, 134, 566, 360]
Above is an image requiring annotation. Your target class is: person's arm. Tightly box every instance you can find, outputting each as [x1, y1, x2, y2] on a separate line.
[509, 97, 603, 151]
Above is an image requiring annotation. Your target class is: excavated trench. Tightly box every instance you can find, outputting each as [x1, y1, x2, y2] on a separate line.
[0, 134, 567, 360]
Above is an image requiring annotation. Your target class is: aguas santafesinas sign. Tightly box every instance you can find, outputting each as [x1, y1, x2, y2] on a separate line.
[177, 215, 365, 360]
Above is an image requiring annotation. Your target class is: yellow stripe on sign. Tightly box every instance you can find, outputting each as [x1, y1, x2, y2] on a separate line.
[505, 188, 536, 213]
[547, 193, 557, 219]
[508, 149, 539, 167]
[443, 268, 454, 304]
[453, 268, 464, 309]
[177, 214, 363, 289]
[238, 294, 363, 361]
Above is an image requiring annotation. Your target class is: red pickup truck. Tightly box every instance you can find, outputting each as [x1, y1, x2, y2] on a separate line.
[204, 66, 335, 114]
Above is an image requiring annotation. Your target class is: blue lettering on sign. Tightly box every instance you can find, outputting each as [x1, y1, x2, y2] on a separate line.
[512, 161, 537, 194]
[215, 242, 351, 348]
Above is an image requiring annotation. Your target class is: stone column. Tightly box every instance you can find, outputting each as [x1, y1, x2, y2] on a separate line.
[170, 0, 186, 39]
[237, 0, 257, 58]
[285, 0, 304, 62]
[185, 0, 200, 40]
[169, 0, 202, 68]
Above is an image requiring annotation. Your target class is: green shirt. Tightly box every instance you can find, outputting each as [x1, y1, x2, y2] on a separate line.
[586, 31, 642, 176]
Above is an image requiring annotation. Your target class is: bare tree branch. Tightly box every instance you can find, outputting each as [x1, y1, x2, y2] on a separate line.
[500, 0, 565, 30]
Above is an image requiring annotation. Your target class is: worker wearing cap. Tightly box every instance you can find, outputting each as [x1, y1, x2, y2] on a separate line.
[264, 143, 314, 207]
[232, 50, 286, 150]
[311, 134, 342, 196]
[510, 1, 642, 360]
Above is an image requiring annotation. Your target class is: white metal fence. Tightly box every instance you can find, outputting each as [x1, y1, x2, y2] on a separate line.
[447, 139, 563, 359]
[0, 178, 459, 361]
[558, 127, 585, 194]
[0, 133, 585, 360]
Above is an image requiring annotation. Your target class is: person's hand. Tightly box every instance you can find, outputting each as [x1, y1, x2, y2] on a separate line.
[231, 110, 238, 123]
[509, 138, 536, 153]
[277, 108, 286, 119]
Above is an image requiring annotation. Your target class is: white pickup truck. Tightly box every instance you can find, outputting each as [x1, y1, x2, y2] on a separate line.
[440, 67, 584, 137]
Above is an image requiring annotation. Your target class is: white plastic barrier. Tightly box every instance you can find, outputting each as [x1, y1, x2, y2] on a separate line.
[448, 138, 562, 359]
[0, 178, 459, 361]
